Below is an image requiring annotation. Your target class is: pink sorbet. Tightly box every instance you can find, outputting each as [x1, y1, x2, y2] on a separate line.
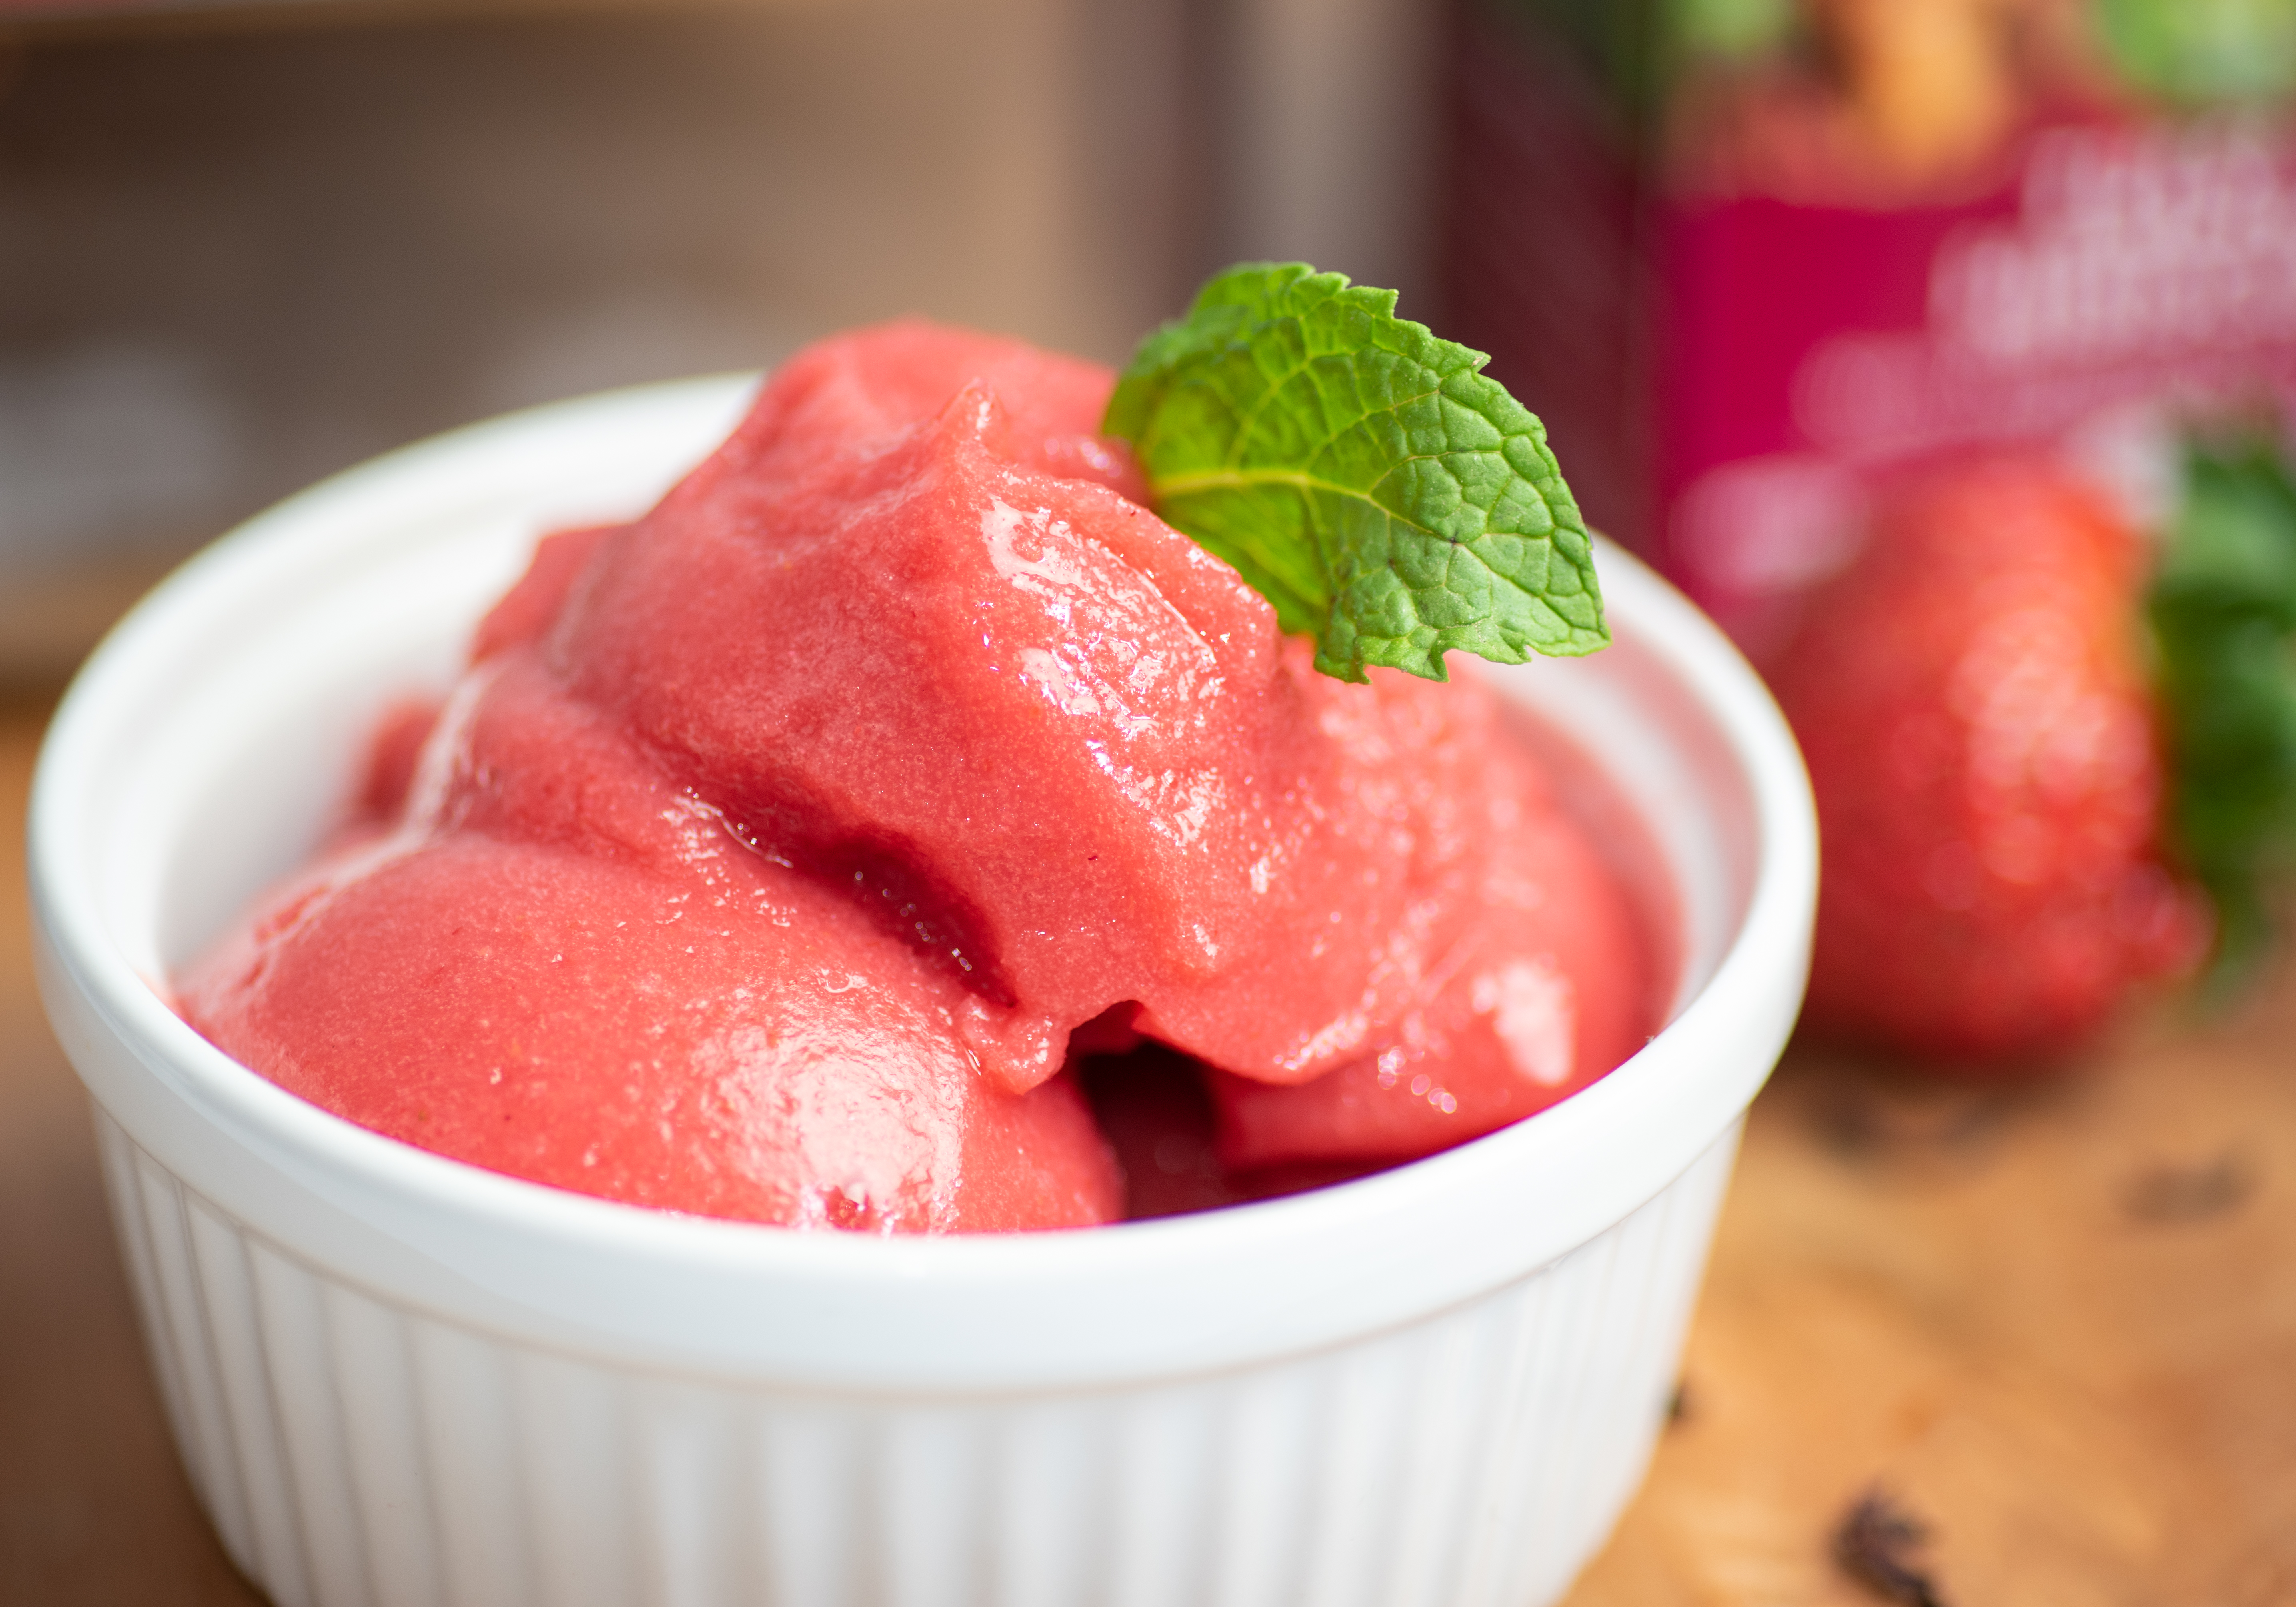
[178, 321, 1663, 1232]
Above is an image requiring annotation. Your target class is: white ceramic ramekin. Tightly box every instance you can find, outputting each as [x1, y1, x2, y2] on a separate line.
[30, 376, 1814, 1607]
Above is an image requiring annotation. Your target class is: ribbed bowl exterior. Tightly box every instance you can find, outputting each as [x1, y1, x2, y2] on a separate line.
[97, 1106, 1735, 1607]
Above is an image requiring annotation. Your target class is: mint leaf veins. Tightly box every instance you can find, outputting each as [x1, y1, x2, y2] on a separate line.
[1102, 262, 1608, 683]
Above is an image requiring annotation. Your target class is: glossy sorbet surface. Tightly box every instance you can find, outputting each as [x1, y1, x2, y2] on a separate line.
[178, 323, 1662, 1232]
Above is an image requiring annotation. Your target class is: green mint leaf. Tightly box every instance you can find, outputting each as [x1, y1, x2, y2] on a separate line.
[2148, 427, 2296, 990]
[1103, 262, 1608, 683]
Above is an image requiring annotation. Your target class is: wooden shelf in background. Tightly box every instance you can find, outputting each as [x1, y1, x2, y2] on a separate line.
[0, 0, 785, 46]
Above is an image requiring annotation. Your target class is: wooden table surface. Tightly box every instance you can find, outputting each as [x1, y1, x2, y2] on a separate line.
[4, 690, 2293, 1605]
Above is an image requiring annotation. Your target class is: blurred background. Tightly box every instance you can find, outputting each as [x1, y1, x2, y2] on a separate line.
[8, 0, 2296, 683]
[5, 0, 2290, 681]
[0, 0, 1451, 680]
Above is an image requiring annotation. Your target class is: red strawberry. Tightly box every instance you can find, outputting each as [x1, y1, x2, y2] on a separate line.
[1765, 452, 2208, 1061]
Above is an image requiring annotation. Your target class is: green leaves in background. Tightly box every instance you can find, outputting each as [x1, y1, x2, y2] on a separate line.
[1104, 263, 1607, 684]
[1664, 0, 1796, 65]
[2099, 0, 2296, 107]
[2149, 429, 2296, 987]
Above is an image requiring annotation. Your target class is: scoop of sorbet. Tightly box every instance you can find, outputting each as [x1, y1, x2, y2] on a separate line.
[178, 321, 1659, 1232]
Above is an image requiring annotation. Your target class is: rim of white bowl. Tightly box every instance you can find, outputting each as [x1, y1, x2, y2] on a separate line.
[29, 375, 1816, 1391]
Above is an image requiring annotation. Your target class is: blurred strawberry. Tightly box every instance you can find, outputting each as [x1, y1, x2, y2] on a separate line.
[1766, 452, 2209, 1062]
